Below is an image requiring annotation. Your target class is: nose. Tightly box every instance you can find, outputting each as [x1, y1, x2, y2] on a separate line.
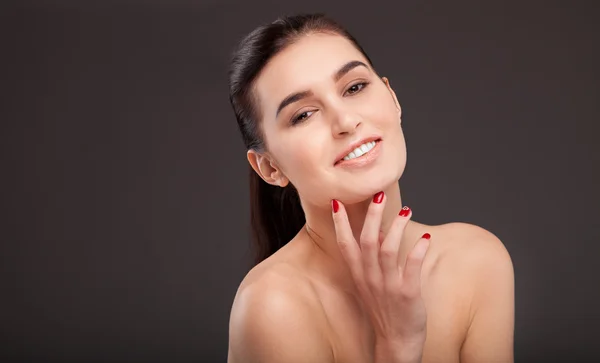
[330, 108, 362, 138]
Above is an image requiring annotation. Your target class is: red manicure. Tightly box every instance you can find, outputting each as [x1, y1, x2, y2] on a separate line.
[422, 233, 431, 240]
[332, 199, 339, 213]
[373, 191, 384, 204]
[399, 206, 411, 217]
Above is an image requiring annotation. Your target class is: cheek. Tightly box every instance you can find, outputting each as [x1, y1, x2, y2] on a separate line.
[288, 137, 325, 176]
[363, 89, 398, 126]
[271, 136, 323, 182]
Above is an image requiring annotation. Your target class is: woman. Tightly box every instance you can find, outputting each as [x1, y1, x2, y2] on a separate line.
[226, 13, 514, 363]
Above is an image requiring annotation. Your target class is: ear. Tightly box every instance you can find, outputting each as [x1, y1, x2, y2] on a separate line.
[247, 149, 290, 187]
[382, 76, 402, 120]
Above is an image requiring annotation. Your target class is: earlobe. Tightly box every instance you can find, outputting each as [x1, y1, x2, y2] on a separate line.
[247, 149, 289, 187]
[275, 174, 290, 188]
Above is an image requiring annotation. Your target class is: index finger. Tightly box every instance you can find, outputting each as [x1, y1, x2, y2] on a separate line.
[331, 199, 365, 287]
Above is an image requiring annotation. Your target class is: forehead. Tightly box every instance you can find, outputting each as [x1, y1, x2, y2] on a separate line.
[254, 33, 370, 111]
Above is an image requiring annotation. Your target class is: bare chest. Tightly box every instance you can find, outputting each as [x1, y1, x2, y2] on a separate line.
[315, 282, 469, 363]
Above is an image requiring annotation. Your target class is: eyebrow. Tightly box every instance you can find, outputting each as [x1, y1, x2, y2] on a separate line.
[275, 60, 369, 118]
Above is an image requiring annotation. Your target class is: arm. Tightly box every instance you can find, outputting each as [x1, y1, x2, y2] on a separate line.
[460, 232, 515, 363]
[227, 283, 334, 363]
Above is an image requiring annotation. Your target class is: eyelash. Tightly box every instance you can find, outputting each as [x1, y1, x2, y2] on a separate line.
[290, 81, 371, 125]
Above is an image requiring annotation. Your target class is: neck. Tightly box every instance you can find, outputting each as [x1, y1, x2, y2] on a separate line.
[300, 182, 403, 293]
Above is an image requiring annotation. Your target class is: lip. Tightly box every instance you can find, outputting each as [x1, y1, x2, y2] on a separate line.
[334, 136, 382, 165]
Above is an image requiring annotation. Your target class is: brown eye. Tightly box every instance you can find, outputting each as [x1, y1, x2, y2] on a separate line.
[345, 82, 369, 96]
[291, 110, 315, 125]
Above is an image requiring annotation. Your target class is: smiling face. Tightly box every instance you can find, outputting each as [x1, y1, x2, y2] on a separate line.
[249, 32, 407, 207]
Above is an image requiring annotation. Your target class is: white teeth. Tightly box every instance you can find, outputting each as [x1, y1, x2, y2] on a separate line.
[343, 141, 377, 161]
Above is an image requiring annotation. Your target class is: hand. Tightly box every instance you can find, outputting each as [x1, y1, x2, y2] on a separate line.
[331, 191, 431, 362]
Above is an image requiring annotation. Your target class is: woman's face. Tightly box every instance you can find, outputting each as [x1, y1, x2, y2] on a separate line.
[251, 32, 407, 207]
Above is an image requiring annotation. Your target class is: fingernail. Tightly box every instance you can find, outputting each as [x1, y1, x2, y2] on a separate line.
[421, 233, 431, 240]
[373, 191, 384, 204]
[399, 206, 411, 217]
[332, 199, 339, 213]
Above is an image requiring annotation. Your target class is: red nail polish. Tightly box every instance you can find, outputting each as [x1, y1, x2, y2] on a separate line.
[332, 199, 339, 213]
[399, 206, 411, 217]
[373, 191, 384, 204]
[421, 233, 431, 240]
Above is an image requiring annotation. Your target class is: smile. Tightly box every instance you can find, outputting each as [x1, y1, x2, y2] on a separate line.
[334, 138, 382, 168]
[342, 141, 377, 160]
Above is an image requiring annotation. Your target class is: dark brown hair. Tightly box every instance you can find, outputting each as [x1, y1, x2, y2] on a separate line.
[228, 13, 376, 266]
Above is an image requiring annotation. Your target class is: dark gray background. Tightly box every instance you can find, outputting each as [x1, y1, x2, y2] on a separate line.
[1, 0, 599, 362]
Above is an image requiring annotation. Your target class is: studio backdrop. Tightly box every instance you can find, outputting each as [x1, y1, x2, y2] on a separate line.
[1, 0, 599, 362]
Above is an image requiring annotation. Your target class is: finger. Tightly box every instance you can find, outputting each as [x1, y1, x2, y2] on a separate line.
[379, 206, 412, 278]
[401, 234, 431, 298]
[359, 191, 386, 290]
[331, 199, 365, 287]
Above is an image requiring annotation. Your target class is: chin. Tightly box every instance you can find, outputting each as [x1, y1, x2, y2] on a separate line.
[324, 146, 406, 205]
[339, 167, 404, 205]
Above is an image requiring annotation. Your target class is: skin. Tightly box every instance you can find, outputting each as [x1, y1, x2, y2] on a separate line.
[227, 32, 514, 363]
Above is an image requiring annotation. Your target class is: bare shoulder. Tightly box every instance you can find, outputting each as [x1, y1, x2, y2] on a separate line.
[426, 222, 515, 362]
[432, 221, 510, 252]
[432, 222, 513, 273]
[423, 221, 514, 291]
[227, 262, 334, 363]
